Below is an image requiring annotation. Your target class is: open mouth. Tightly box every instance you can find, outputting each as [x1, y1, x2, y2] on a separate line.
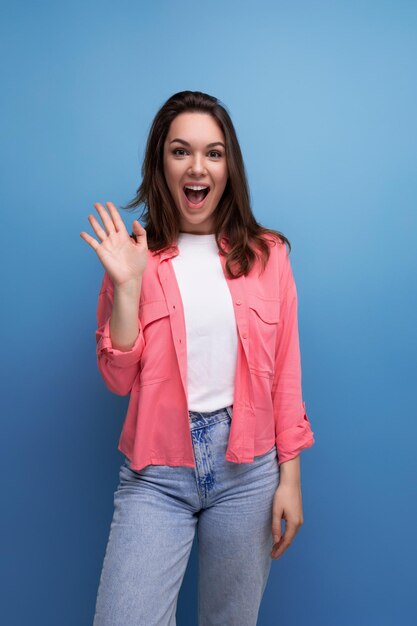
[183, 185, 210, 205]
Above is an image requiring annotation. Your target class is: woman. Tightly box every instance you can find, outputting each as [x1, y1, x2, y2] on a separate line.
[80, 90, 315, 626]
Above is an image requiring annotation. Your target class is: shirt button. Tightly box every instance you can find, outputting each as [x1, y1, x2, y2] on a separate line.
[242, 332, 247, 339]
[236, 300, 242, 305]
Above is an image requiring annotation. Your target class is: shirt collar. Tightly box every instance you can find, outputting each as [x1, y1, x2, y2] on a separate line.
[158, 234, 230, 262]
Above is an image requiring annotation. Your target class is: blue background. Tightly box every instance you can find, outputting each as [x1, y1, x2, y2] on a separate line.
[1, 1, 416, 624]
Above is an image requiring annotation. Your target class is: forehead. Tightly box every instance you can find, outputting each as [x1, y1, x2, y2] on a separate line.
[166, 112, 224, 143]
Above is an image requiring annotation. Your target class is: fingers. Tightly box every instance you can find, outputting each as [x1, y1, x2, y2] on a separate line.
[132, 219, 146, 232]
[80, 201, 127, 248]
[87, 213, 108, 242]
[271, 537, 289, 560]
[271, 535, 290, 560]
[105, 201, 126, 232]
[272, 526, 297, 558]
[79, 230, 100, 251]
[132, 219, 147, 240]
[93, 202, 121, 236]
[271, 521, 300, 559]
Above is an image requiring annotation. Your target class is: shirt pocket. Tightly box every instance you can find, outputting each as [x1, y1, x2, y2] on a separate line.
[247, 295, 280, 378]
[137, 299, 172, 386]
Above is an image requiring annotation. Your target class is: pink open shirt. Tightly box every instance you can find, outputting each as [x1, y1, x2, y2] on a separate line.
[95, 235, 315, 471]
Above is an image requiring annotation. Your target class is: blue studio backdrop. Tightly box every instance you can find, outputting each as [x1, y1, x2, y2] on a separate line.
[1, 1, 416, 625]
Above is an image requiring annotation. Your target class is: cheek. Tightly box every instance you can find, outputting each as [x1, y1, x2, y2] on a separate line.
[164, 170, 180, 194]
[215, 164, 228, 186]
[215, 174, 228, 195]
[166, 161, 184, 183]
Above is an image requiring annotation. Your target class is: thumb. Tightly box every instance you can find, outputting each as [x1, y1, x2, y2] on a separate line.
[131, 220, 145, 239]
[272, 520, 282, 544]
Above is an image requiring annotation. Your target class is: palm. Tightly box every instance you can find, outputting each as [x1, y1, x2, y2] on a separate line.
[96, 229, 146, 285]
[80, 202, 148, 286]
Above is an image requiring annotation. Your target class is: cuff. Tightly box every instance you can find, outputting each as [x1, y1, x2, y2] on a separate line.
[276, 402, 315, 464]
[96, 316, 145, 368]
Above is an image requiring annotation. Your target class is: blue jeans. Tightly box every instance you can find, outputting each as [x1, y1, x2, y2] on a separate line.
[93, 405, 280, 626]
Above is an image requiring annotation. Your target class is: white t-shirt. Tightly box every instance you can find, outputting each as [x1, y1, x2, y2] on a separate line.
[171, 232, 238, 412]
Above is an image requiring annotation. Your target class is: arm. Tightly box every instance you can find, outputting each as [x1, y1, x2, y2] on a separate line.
[95, 270, 145, 396]
[270, 243, 315, 560]
[272, 243, 315, 467]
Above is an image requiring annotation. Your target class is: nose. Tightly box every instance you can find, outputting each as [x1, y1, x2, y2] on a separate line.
[188, 153, 207, 176]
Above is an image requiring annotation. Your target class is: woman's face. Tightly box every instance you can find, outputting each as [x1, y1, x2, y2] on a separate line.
[163, 112, 229, 234]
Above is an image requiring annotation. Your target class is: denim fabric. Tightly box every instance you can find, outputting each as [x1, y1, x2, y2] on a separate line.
[93, 405, 280, 626]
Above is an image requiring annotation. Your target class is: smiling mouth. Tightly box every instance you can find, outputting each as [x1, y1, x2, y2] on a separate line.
[183, 186, 210, 204]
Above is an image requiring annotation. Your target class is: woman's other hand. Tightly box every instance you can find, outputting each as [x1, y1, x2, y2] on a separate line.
[271, 457, 304, 560]
[80, 201, 148, 286]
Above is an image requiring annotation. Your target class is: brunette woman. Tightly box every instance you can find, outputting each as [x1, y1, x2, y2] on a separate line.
[80, 90, 315, 626]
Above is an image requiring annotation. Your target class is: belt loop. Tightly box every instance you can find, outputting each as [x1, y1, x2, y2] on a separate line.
[225, 405, 233, 418]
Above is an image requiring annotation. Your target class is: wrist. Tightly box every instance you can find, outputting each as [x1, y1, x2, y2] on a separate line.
[278, 454, 301, 487]
[114, 276, 142, 298]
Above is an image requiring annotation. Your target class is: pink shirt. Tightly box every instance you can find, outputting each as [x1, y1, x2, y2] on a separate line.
[95, 235, 315, 471]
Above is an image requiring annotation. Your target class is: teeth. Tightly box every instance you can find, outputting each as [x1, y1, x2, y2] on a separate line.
[184, 185, 209, 191]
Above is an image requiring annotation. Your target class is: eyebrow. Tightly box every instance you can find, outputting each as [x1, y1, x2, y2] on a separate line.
[170, 138, 225, 149]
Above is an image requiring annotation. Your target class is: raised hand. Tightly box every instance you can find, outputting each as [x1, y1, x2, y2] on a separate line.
[80, 202, 148, 286]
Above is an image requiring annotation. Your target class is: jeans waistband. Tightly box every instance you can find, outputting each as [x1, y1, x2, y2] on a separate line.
[188, 405, 233, 429]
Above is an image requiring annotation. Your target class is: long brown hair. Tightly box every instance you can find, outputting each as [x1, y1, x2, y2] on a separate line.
[120, 90, 291, 278]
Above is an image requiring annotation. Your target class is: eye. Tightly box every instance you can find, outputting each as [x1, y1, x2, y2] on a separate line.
[171, 148, 223, 159]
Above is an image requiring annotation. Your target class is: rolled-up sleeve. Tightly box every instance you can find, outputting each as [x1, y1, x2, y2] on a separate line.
[272, 244, 315, 464]
[95, 271, 145, 396]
